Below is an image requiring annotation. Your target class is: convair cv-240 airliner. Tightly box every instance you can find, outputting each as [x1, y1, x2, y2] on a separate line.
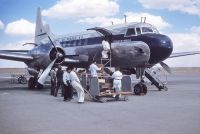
[0, 8, 199, 94]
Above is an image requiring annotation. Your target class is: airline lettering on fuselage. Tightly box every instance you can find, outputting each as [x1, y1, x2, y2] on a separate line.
[113, 39, 131, 43]
[64, 35, 84, 41]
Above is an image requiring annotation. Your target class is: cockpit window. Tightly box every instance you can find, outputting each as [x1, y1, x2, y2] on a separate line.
[152, 27, 159, 33]
[125, 28, 136, 36]
[142, 27, 153, 33]
[136, 27, 141, 35]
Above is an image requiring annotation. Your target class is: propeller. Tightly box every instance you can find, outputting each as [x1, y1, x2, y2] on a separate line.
[160, 61, 172, 74]
[37, 34, 60, 85]
[47, 35, 58, 52]
[37, 34, 89, 85]
[38, 58, 57, 85]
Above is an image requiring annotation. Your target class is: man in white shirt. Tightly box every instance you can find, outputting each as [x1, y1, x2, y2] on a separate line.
[89, 61, 101, 77]
[89, 61, 101, 97]
[63, 67, 73, 101]
[112, 67, 123, 98]
[69, 67, 85, 103]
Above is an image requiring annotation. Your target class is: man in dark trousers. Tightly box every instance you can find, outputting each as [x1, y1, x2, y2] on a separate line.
[63, 67, 73, 101]
[50, 67, 57, 95]
[54, 65, 64, 97]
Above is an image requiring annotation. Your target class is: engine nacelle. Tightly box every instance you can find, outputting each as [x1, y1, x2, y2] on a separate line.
[49, 47, 65, 64]
[27, 67, 39, 76]
[111, 41, 150, 68]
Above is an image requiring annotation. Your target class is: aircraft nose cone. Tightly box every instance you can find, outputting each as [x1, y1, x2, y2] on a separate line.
[160, 35, 173, 52]
[146, 34, 173, 64]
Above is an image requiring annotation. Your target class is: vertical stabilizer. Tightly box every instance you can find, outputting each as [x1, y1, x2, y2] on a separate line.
[34, 7, 51, 43]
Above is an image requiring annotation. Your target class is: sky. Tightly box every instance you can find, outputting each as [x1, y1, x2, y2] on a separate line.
[0, 0, 200, 68]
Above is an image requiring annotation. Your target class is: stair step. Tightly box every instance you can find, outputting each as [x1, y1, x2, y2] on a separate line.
[145, 69, 167, 90]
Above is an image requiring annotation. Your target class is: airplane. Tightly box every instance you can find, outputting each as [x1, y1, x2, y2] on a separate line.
[0, 8, 200, 95]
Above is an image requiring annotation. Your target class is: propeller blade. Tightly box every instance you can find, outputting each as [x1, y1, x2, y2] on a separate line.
[38, 59, 57, 85]
[47, 36, 58, 52]
[160, 61, 172, 74]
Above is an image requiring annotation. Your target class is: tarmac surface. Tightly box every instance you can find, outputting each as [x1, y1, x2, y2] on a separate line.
[0, 69, 200, 134]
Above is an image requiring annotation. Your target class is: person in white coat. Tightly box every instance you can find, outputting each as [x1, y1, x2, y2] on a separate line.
[89, 61, 101, 97]
[112, 67, 123, 98]
[69, 67, 85, 103]
[101, 40, 110, 59]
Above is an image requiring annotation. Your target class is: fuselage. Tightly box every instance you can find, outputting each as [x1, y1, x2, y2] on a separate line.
[29, 22, 173, 69]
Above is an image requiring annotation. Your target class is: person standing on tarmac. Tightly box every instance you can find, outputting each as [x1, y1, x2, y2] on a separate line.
[111, 67, 123, 98]
[69, 66, 85, 103]
[63, 67, 73, 101]
[54, 65, 64, 97]
[50, 67, 57, 96]
[89, 61, 101, 97]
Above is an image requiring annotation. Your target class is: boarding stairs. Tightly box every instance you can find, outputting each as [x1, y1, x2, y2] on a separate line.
[100, 50, 112, 67]
[145, 69, 168, 91]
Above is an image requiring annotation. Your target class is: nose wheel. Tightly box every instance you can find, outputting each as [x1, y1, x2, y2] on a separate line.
[133, 82, 147, 95]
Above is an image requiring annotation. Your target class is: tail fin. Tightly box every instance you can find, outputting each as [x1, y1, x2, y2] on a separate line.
[34, 7, 51, 43]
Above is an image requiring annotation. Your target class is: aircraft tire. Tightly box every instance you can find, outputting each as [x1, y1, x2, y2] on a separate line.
[134, 83, 147, 95]
[28, 77, 36, 89]
[141, 83, 147, 94]
[134, 83, 142, 95]
[37, 83, 44, 89]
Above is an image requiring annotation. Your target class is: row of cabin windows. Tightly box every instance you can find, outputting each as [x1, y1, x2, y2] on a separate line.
[125, 27, 153, 36]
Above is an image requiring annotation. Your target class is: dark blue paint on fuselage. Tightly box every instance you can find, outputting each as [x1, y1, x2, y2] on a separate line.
[59, 32, 173, 66]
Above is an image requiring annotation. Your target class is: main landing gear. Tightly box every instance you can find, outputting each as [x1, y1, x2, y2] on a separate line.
[28, 77, 44, 89]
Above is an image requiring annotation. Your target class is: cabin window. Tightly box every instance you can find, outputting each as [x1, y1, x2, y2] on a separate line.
[142, 27, 153, 33]
[136, 27, 141, 35]
[125, 28, 136, 36]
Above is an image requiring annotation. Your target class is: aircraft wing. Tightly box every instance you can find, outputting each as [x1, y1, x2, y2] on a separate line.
[169, 51, 200, 58]
[0, 50, 33, 62]
[0, 50, 29, 53]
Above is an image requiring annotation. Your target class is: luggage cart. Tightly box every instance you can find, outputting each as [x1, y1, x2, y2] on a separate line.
[80, 73, 129, 103]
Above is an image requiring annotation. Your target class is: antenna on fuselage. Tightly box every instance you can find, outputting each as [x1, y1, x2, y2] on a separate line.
[141, 17, 146, 23]
[124, 15, 127, 24]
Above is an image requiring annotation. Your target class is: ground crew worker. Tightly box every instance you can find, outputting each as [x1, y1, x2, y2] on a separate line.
[89, 61, 101, 77]
[54, 65, 64, 97]
[50, 67, 57, 96]
[63, 67, 73, 101]
[69, 66, 85, 103]
[111, 67, 123, 98]
[89, 61, 101, 97]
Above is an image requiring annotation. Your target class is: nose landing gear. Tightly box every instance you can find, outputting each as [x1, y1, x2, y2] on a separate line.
[133, 82, 147, 95]
[133, 66, 148, 95]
